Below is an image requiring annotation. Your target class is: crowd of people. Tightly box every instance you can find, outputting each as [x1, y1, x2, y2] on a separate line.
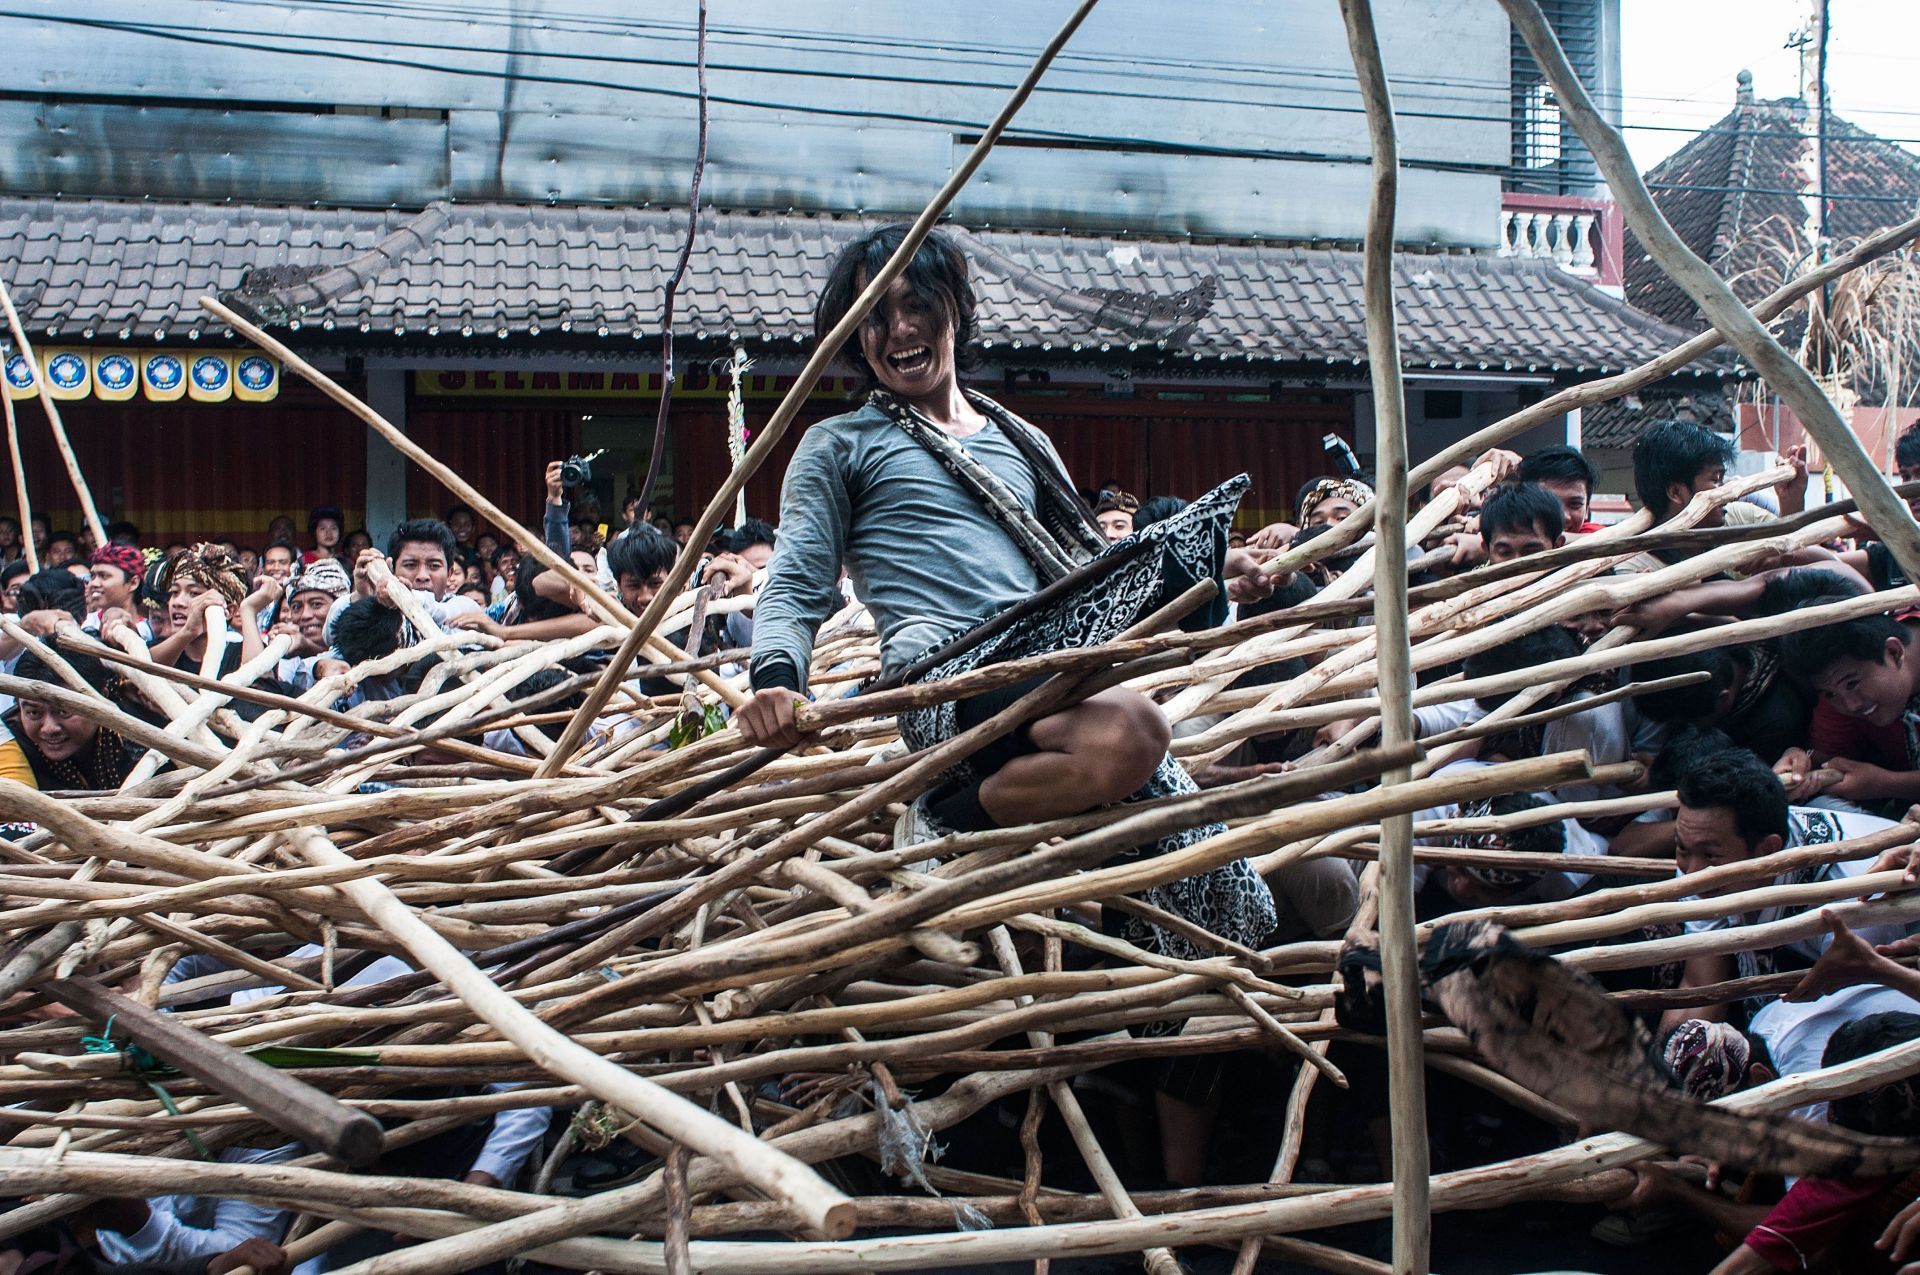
[7, 223, 1920, 1273]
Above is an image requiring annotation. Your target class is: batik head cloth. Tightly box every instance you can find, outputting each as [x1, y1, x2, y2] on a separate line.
[89, 544, 145, 583]
[1297, 477, 1375, 524]
[158, 543, 248, 611]
[1662, 1019, 1751, 1101]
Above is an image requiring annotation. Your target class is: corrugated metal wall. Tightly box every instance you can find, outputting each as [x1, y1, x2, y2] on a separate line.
[5, 383, 1353, 548]
[403, 405, 580, 540]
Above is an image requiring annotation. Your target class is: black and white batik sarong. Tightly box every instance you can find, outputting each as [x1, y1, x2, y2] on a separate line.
[896, 475, 1278, 964]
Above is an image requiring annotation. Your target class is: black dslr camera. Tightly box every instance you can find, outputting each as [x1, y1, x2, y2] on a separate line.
[558, 449, 606, 488]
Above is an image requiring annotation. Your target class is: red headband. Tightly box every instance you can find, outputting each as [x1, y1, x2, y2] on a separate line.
[90, 544, 146, 581]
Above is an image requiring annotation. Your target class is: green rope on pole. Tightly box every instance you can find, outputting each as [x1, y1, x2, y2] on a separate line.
[81, 1013, 212, 1160]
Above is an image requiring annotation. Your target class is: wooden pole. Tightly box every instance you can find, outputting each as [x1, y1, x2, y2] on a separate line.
[38, 975, 384, 1167]
[1500, 0, 1920, 584]
[274, 826, 857, 1243]
[987, 927, 1185, 1275]
[1, 384, 37, 573]
[0, 276, 105, 546]
[1337, 2, 1427, 1269]
[533, 0, 1107, 775]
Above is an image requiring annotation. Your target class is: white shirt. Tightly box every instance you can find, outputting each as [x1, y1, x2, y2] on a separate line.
[1412, 693, 1632, 803]
[323, 588, 484, 648]
[1750, 983, 1920, 1123]
[83, 611, 152, 642]
[94, 1144, 297, 1267]
[1682, 808, 1915, 961]
[232, 947, 551, 1185]
[276, 654, 323, 693]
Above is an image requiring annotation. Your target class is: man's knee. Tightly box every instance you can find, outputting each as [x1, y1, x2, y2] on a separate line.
[1066, 690, 1169, 800]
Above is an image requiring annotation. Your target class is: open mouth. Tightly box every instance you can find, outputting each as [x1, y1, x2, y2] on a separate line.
[886, 346, 931, 376]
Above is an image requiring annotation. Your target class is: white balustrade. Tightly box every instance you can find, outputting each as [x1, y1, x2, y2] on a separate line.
[1497, 207, 1599, 276]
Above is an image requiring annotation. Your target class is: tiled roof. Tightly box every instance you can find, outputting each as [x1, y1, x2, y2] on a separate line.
[1626, 92, 1920, 328]
[1581, 385, 1735, 452]
[1599, 88, 1920, 450]
[0, 197, 1726, 378]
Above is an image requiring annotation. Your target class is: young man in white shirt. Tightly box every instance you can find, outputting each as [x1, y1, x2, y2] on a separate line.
[1661, 750, 1914, 1040]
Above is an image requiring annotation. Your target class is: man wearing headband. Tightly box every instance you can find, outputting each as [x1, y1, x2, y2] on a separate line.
[136, 544, 270, 676]
[271, 557, 352, 693]
[1410, 775, 1607, 909]
[83, 544, 150, 641]
[1294, 476, 1374, 530]
[1092, 490, 1139, 542]
[1635, 1010, 1920, 1273]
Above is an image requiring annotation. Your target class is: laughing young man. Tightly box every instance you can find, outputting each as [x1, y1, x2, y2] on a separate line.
[1777, 610, 1920, 808]
[736, 225, 1278, 963]
[737, 225, 1282, 1190]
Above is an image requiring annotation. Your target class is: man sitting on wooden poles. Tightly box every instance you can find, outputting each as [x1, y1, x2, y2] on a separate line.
[735, 224, 1278, 958]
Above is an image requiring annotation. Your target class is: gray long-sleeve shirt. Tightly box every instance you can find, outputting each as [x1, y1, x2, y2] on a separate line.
[750, 400, 1067, 691]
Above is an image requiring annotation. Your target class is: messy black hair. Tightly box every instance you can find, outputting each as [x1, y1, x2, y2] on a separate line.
[1676, 750, 1790, 850]
[1463, 624, 1582, 683]
[14, 568, 85, 620]
[1897, 421, 1920, 473]
[728, 518, 777, 555]
[815, 225, 979, 390]
[1479, 482, 1566, 544]
[386, 518, 457, 564]
[12, 650, 115, 698]
[1756, 567, 1866, 614]
[1488, 792, 1567, 858]
[1648, 725, 1738, 789]
[1777, 609, 1909, 681]
[1826, 1011, 1920, 1136]
[330, 596, 406, 665]
[1632, 649, 1737, 724]
[1633, 419, 1735, 518]
[606, 526, 677, 585]
[1516, 444, 1600, 495]
[1135, 496, 1188, 530]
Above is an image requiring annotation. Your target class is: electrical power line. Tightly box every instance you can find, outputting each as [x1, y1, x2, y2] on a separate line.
[15, 7, 1920, 159]
[184, 0, 1920, 126]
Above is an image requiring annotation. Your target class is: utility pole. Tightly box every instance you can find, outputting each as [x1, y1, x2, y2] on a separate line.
[1815, 0, 1831, 306]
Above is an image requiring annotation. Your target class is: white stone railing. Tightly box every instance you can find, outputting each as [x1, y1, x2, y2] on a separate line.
[1498, 207, 1599, 275]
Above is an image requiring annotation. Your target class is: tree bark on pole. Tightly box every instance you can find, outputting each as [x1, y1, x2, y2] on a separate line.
[1498, 0, 1920, 585]
[1336, 1, 1430, 1270]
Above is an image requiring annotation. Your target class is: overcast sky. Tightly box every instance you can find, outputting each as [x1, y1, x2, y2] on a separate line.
[1621, 0, 1920, 173]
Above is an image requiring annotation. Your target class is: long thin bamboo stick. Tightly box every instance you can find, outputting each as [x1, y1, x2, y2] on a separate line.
[0, 275, 105, 545]
[1, 383, 37, 572]
[1337, 3, 1428, 1268]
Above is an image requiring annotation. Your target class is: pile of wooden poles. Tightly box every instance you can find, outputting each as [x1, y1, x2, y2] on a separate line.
[2, 434, 1920, 1274]
[4, 1, 1920, 1271]
[2, 347, 1920, 1275]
